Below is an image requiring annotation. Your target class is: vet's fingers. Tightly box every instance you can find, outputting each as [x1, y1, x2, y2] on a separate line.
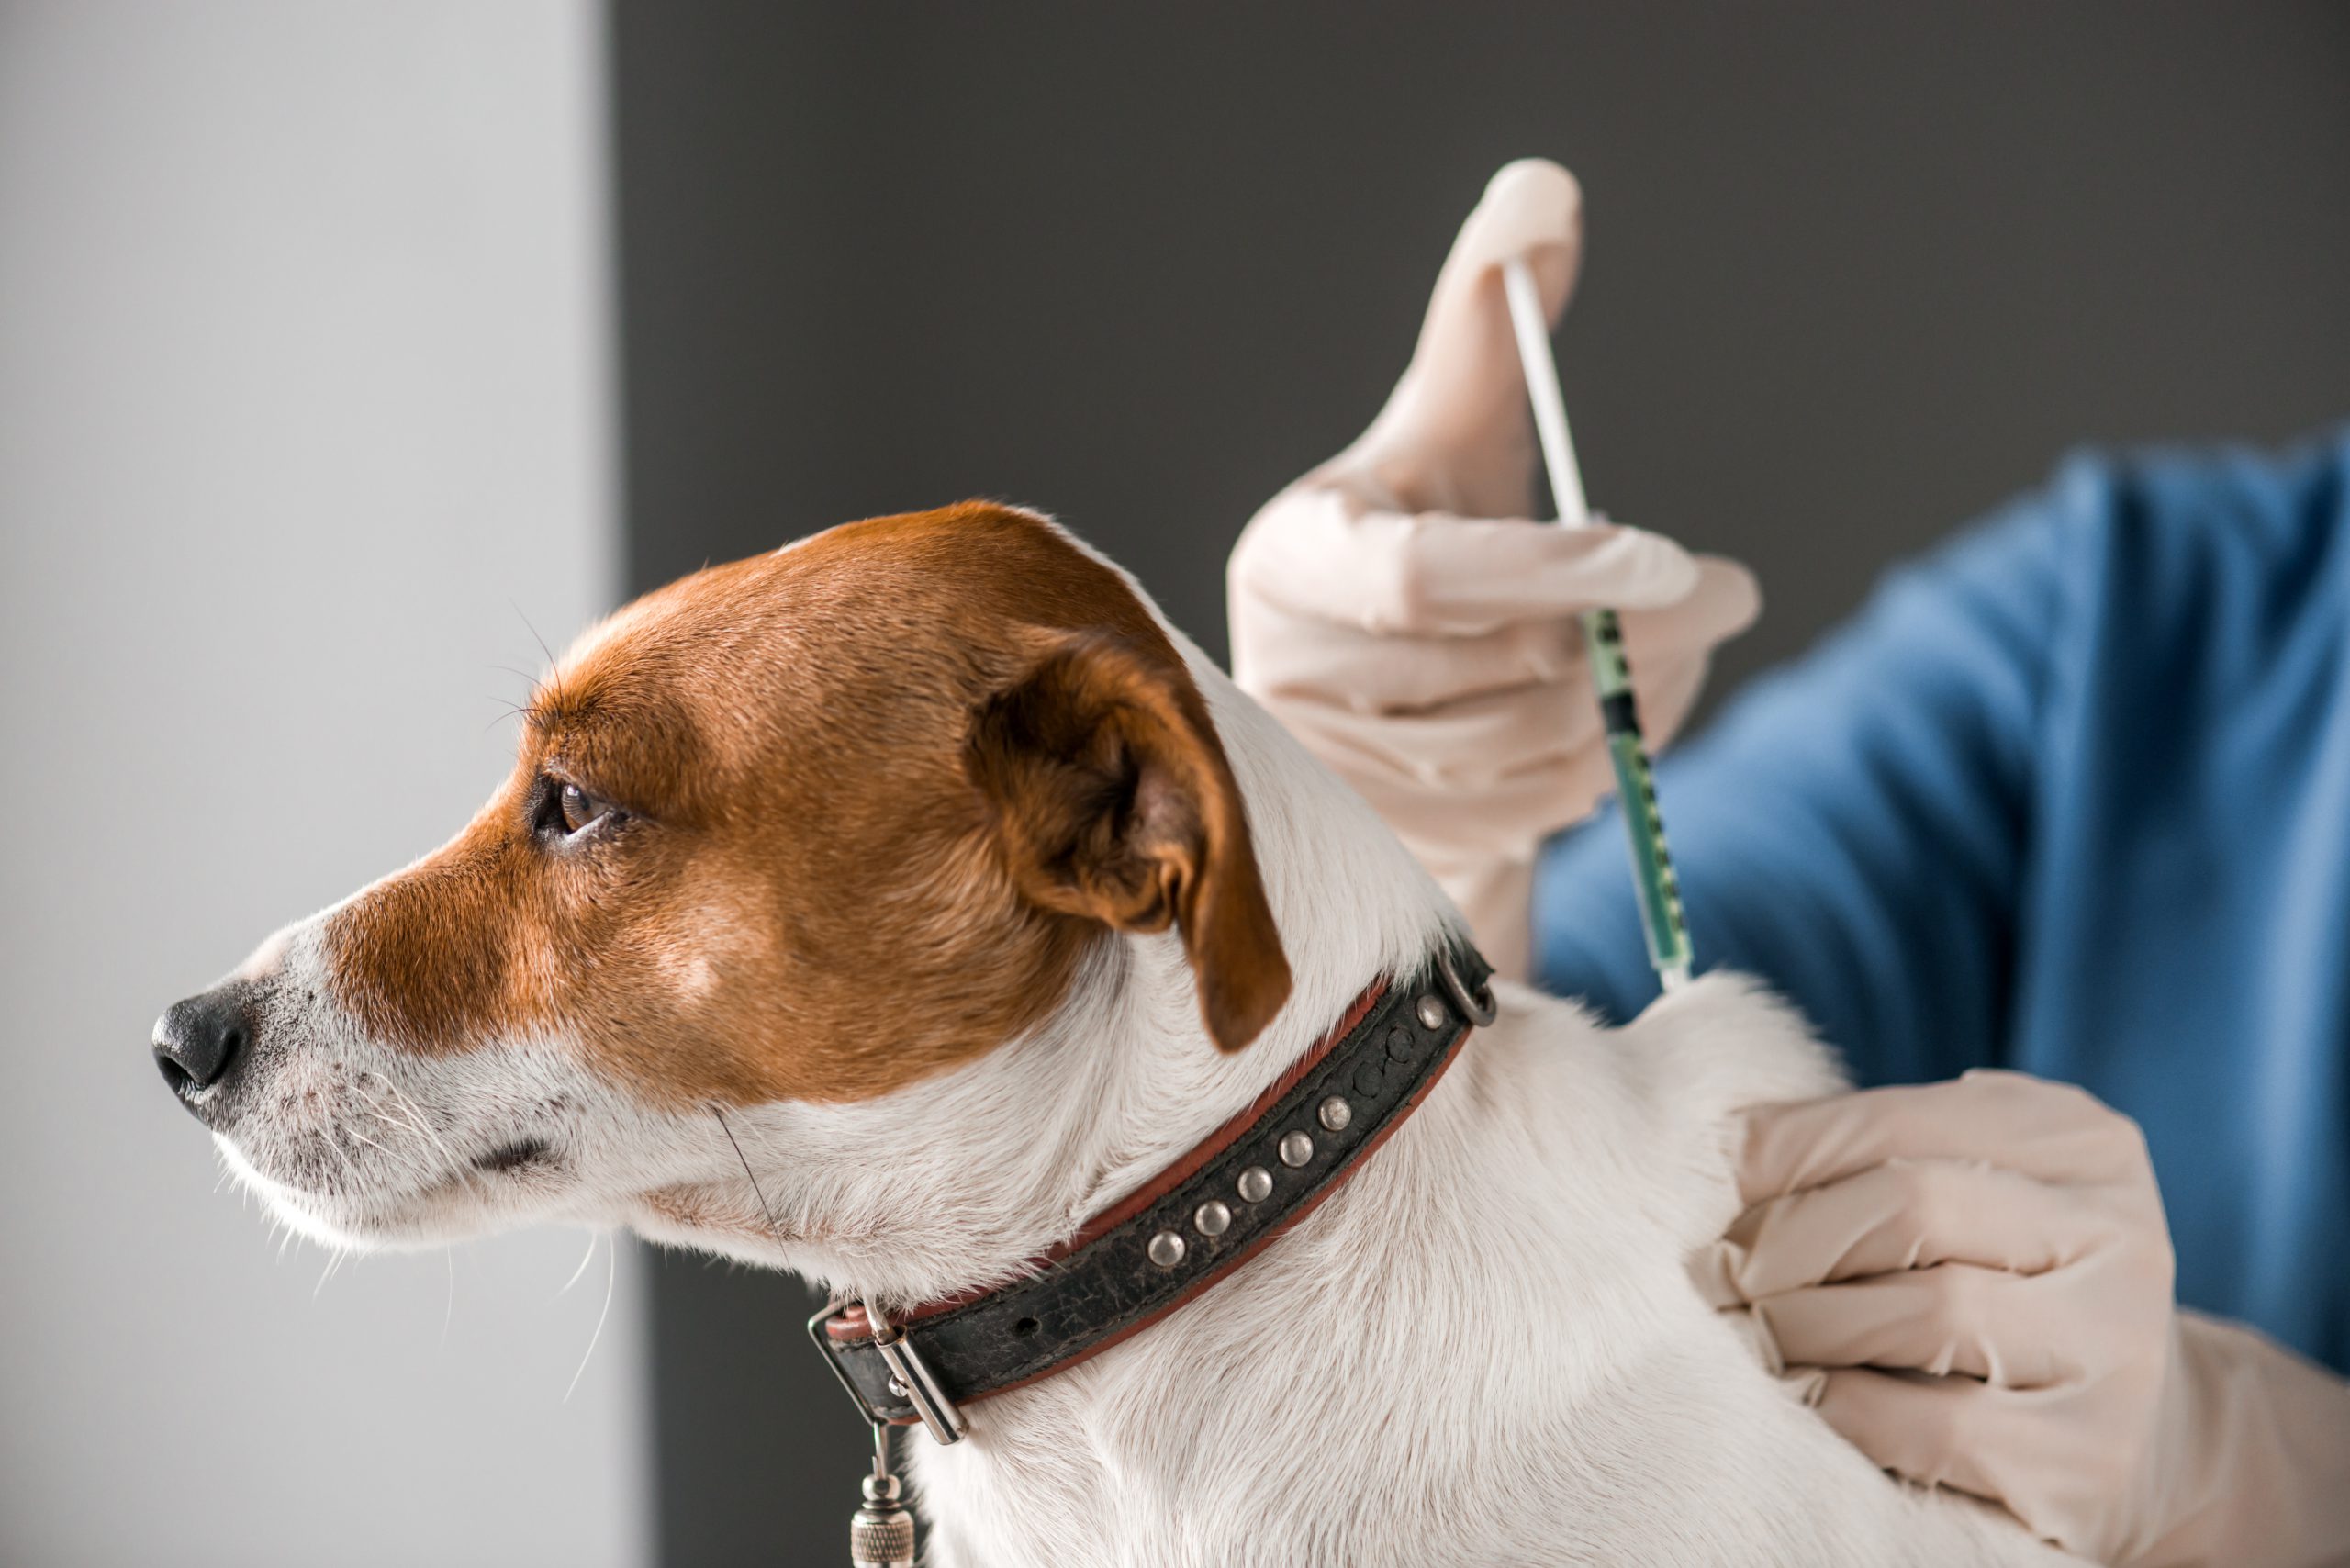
[1331, 738, 1613, 861]
[1237, 591, 1727, 722]
[1235, 594, 1584, 713]
[1617, 555, 1763, 666]
[1280, 680, 1601, 788]
[1235, 487, 1705, 635]
[1612, 559, 1757, 750]
[1737, 1071, 2156, 1205]
[1720, 1159, 2107, 1299]
[1811, 1368, 2024, 1509]
[1753, 1263, 2076, 1389]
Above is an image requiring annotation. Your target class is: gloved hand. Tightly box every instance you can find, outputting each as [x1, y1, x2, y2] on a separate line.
[1228, 160, 1757, 979]
[1695, 1070, 2350, 1567]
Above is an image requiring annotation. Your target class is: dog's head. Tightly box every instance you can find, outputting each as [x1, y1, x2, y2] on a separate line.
[153, 504, 1292, 1275]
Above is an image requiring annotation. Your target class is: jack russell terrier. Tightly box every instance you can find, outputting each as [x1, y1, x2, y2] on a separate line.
[155, 503, 2083, 1566]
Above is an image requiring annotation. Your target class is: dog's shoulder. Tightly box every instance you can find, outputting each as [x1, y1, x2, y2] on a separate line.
[1602, 970, 1848, 1247]
[1626, 969, 1849, 1118]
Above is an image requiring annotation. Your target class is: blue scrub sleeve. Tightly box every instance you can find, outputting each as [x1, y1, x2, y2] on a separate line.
[1534, 494, 2071, 1087]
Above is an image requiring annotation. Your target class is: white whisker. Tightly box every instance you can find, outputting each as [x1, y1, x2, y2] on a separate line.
[558, 1230, 599, 1295]
[314, 1126, 356, 1178]
[564, 1234, 617, 1404]
[374, 1075, 493, 1200]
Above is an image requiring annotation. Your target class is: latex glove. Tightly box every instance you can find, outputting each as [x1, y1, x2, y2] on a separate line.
[1228, 160, 1757, 978]
[1696, 1070, 2350, 1566]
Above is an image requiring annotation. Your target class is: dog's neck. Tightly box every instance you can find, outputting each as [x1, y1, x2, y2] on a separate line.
[701, 633, 1461, 1310]
[1048, 637, 1466, 1224]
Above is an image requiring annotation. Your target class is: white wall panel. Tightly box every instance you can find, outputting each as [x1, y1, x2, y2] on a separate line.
[0, 4, 648, 1563]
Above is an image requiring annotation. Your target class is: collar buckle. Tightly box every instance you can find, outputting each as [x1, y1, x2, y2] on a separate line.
[868, 1302, 968, 1444]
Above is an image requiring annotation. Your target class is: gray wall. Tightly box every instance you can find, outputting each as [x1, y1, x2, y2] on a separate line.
[609, 6, 2350, 1562]
[0, 5, 650, 1565]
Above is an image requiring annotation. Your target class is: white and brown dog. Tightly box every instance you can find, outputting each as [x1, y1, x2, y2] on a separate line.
[155, 504, 2079, 1566]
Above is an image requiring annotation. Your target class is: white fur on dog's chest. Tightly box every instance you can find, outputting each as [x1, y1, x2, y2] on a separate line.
[909, 979, 2082, 1568]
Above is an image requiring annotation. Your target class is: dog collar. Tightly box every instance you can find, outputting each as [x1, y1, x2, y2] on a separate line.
[808, 936, 1497, 1444]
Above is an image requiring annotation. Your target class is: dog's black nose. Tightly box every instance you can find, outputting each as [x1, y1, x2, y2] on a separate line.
[153, 987, 252, 1102]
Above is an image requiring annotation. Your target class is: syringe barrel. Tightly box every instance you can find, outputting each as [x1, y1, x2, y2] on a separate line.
[1580, 608, 1694, 981]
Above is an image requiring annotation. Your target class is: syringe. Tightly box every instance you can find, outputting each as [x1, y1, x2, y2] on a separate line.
[1499, 256, 1694, 991]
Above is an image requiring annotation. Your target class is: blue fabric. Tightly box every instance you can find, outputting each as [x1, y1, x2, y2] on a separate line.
[1534, 430, 2350, 1373]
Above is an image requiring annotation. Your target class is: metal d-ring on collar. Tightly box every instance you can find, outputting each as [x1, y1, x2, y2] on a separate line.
[808, 935, 1498, 1442]
[1438, 944, 1499, 1026]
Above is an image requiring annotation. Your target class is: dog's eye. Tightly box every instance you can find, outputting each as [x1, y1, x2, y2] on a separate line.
[530, 774, 626, 844]
[556, 783, 609, 835]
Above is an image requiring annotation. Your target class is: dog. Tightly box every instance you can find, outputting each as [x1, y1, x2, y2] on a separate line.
[155, 503, 2083, 1566]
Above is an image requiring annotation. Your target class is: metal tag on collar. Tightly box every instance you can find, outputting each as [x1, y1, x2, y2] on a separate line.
[865, 1300, 968, 1445]
[849, 1424, 917, 1568]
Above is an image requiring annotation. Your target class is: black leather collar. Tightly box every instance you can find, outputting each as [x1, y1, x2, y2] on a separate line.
[809, 937, 1496, 1434]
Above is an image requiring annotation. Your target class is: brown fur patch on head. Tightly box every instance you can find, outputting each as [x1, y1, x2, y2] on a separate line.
[323, 503, 1291, 1108]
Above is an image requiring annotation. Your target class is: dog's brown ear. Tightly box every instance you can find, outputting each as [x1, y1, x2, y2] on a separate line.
[966, 632, 1292, 1052]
